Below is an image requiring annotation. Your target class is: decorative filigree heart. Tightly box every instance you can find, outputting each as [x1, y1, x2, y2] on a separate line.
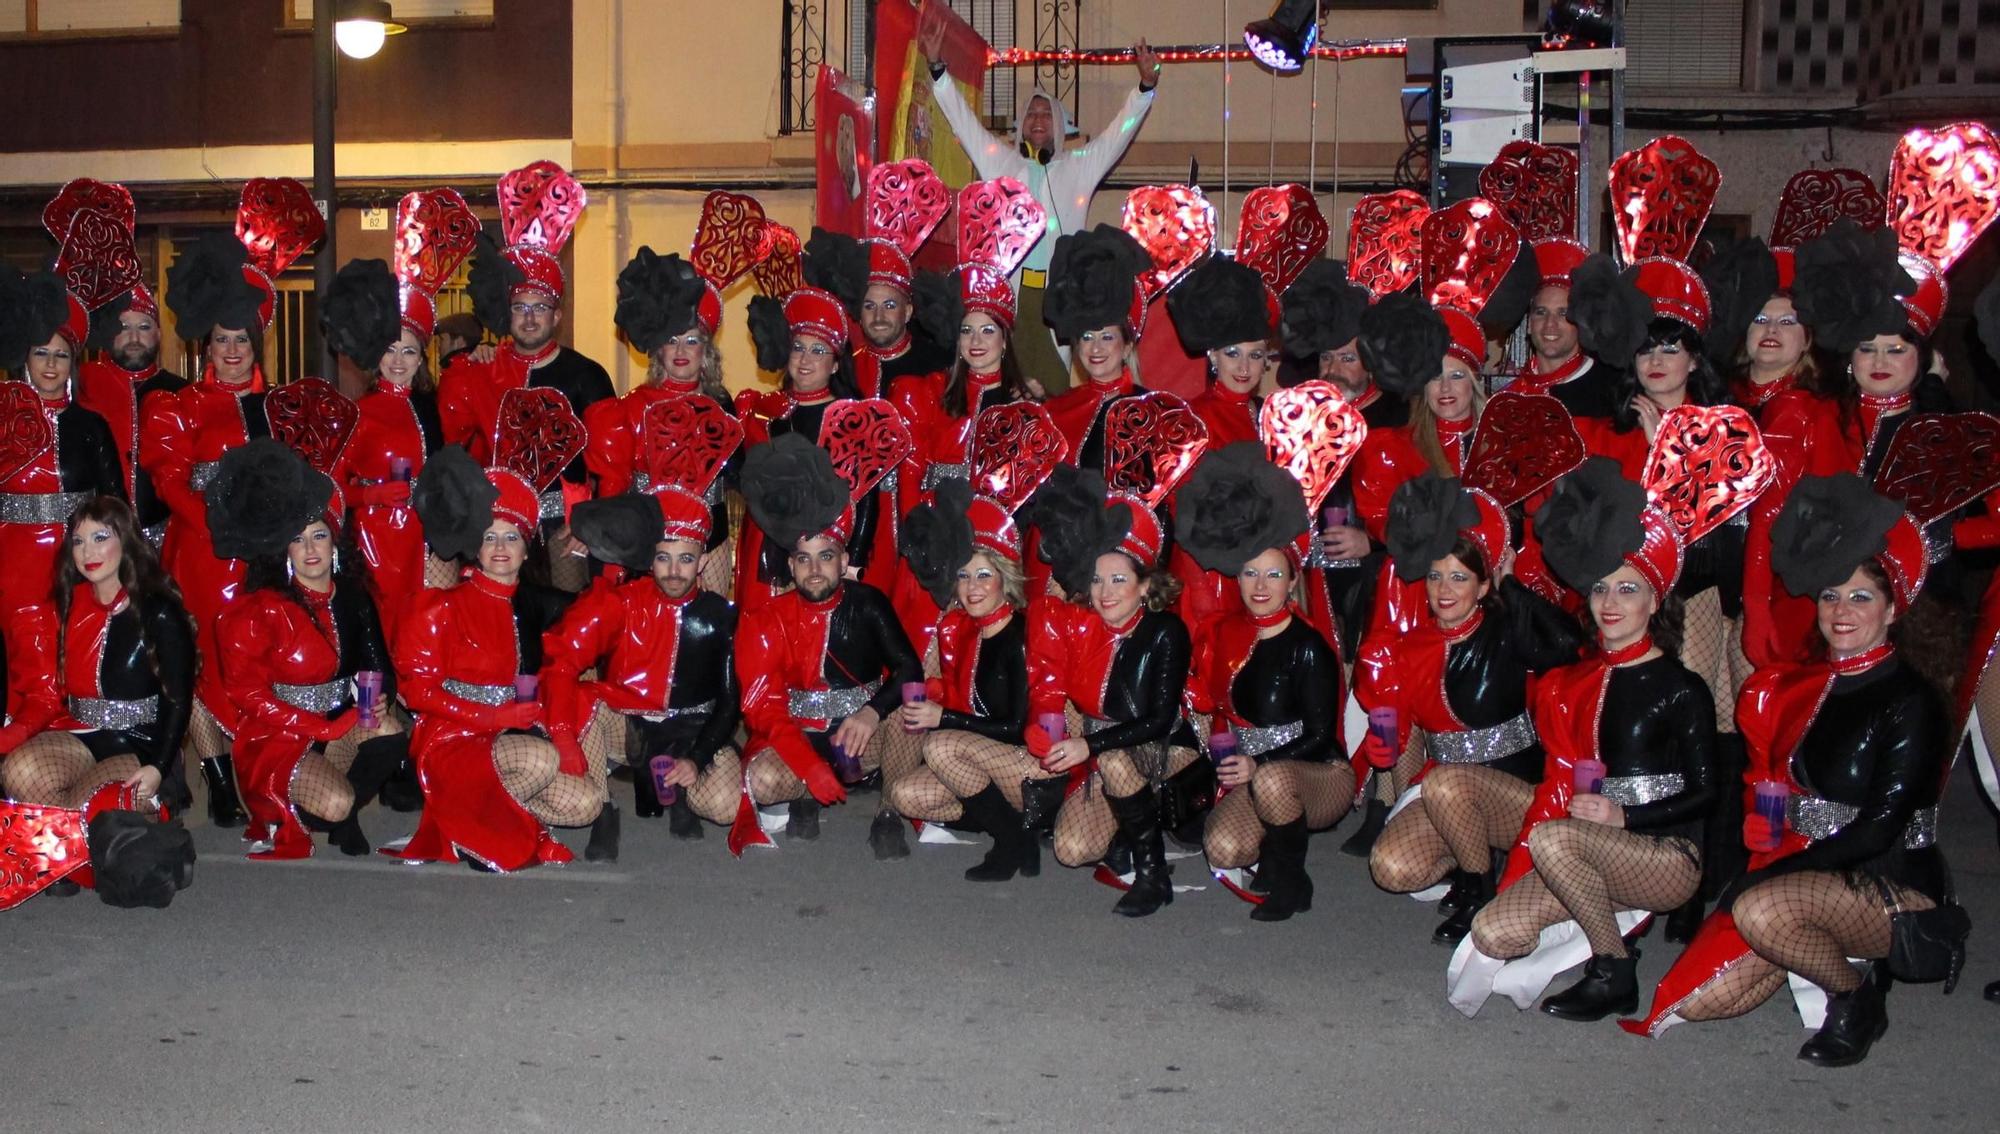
[640, 394, 744, 497]
[1462, 390, 1585, 507]
[1871, 411, 2000, 526]
[1885, 122, 2000, 274]
[970, 402, 1068, 513]
[0, 383, 56, 485]
[54, 208, 143, 311]
[1103, 392, 1209, 509]
[1346, 190, 1429, 298]
[821, 398, 916, 501]
[1259, 381, 1369, 514]
[1477, 140, 1579, 242]
[1608, 135, 1720, 264]
[866, 159, 952, 257]
[264, 377, 359, 475]
[751, 222, 806, 298]
[493, 386, 587, 492]
[1770, 168, 1884, 249]
[1121, 185, 1217, 299]
[1642, 404, 1777, 542]
[394, 189, 481, 298]
[236, 178, 325, 278]
[691, 191, 769, 290]
[1234, 184, 1329, 294]
[497, 161, 587, 254]
[1420, 197, 1521, 317]
[43, 178, 135, 245]
[957, 178, 1047, 276]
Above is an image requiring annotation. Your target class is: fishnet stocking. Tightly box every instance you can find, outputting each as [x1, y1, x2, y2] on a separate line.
[1680, 587, 1740, 732]
[1734, 870, 1932, 995]
[424, 553, 460, 589]
[1390, 725, 1429, 797]
[548, 548, 590, 594]
[1674, 955, 1790, 1022]
[700, 539, 736, 599]
[920, 730, 1050, 811]
[1204, 762, 1355, 870]
[1470, 820, 1701, 958]
[683, 745, 744, 824]
[322, 713, 408, 774]
[185, 698, 228, 761]
[2, 733, 140, 807]
[1203, 787, 1264, 870]
[1369, 763, 1531, 892]
[290, 750, 355, 822]
[1051, 745, 1199, 867]
[582, 702, 626, 772]
[883, 730, 965, 824]
[493, 732, 605, 828]
[742, 723, 889, 805]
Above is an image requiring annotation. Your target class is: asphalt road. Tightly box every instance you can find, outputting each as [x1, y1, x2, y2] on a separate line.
[6, 762, 1997, 1133]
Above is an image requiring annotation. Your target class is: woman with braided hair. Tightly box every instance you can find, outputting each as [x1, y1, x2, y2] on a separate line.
[887, 478, 1041, 881]
[1178, 443, 1349, 922]
[1454, 459, 1716, 1020]
[1624, 473, 1963, 1066]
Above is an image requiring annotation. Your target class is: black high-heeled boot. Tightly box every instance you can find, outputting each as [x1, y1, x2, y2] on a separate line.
[787, 798, 821, 840]
[1107, 789, 1172, 918]
[1541, 950, 1642, 1021]
[200, 755, 245, 828]
[321, 734, 408, 857]
[959, 785, 1025, 882]
[370, 733, 424, 812]
[667, 794, 704, 839]
[1251, 819, 1313, 922]
[869, 808, 911, 860]
[584, 801, 620, 862]
[1432, 868, 1492, 946]
[1798, 962, 1890, 1067]
[1340, 797, 1389, 858]
[632, 762, 666, 819]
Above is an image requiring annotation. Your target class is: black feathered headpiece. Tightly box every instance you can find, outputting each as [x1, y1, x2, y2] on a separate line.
[411, 445, 500, 563]
[1566, 253, 1652, 364]
[746, 294, 792, 373]
[1358, 290, 1448, 399]
[1479, 245, 1541, 338]
[1167, 254, 1272, 353]
[1769, 472, 1908, 601]
[1023, 464, 1127, 598]
[1174, 441, 1309, 574]
[1533, 457, 1648, 591]
[912, 267, 962, 350]
[321, 258, 402, 369]
[1790, 218, 1918, 354]
[802, 227, 870, 319]
[1280, 259, 1371, 358]
[1043, 224, 1149, 343]
[203, 438, 335, 560]
[1698, 236, 1780, 365]
[899, 478, 979, 607]
[165, 231, 264, 342]
[615, 246, 711, 353]
[570, 493, 667, 572]
[742, 433, 851, 550]
[1384, 472, 1480, 583]
[0, 266, 72, 372]
[467, 231, 525, 341]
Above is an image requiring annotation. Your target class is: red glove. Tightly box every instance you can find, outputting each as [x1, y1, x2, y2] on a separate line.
[311, 708, 359, 743]
[1024, 722, 1053, 759]
[1360, 730, 1396, 770]
[494, 700, 541, 731]
[357, 480, 411, 507]
[800, 758, 848, 805]
[551, 730, 588, 776]
[1742, 813, 1780, 853]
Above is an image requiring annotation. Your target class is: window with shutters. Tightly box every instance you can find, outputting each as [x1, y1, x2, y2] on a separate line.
[287, 0, 493, 24]
[1625, 0, 1747, 90]
[0, 0, 180, 39]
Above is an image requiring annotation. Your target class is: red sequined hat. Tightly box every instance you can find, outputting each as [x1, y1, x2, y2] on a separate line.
[960, 262, 1017, 330]
[784, 286, 849, 351]
[55, 291, 89, 350]
[1897, 253, 1947, 338]
[967, 494, 1022, 561]
[1441, 307, 1486, 369]
[395, 188, 480, 341]
[127, 282, 159, 319]
[1112, 492, 1165, 567]
[653, 484, 713, 545]
[1464, 488, 1512, 579]
[1531, 237, 1590, 290]
[1627, 507, 1686, 596]
[236, 178, 325, 331]
[1630, 256, 1713, 333]
[485, 467, 541, 531]
[1771, 247, 1796, 292]
[1880, 512, 1930, 610]
[498, 161, 587, 301]
[863, 239, 914, 296]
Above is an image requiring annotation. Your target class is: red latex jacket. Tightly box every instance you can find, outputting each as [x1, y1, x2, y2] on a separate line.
[736, 585, 877, 782]
[77, 359, 144, 498]
[1572, 416, 1649, 480]
[0, 395, 87, 619]
[583, 379, 696, 498]
[217, 587, 347, 857]
[390, 571, 569, 871]
[0, 603, 60, 753]
[1044, 370, 1136, 465]
[1026, 596, 1109, 721]
[1738, 384, 1859, 667]
[1350, 420, 1469, 542]
[932, 607, 992, 715]
[1510, 351, 1592, 395]
[1187, 384, 1259, 449]
[138, 369, 260, 727]
[436, 342, 540, 463]
[345, 380, 432, 644]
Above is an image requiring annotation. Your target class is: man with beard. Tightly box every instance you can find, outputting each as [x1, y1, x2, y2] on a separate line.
[542, 489, 743, 855]
[736, 435, 922, 854]
[1507, 238, 1619, 417]
[857, 241, 950, 394]
[78, 284, 185, 544]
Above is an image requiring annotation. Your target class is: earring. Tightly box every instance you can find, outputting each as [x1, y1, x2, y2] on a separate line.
[333, 548, 342, 574]
[285, 559, 295, 582]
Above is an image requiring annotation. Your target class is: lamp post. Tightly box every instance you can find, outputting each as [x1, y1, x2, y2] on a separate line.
[312, 0, 405, 379]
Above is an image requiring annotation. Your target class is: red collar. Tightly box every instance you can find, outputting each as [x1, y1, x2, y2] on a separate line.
[1103, 608, 1143, 638]
[870, 334, 912, 361]
[1247, 605, 1292, 629]
[1350, 384, 1381, 410]
[971, 603, 1015, 630]
[125, 363, 161, 383]
[1600, 634, 1654, 667]
[1437, 607, 1485, 643]
[1830, 642, 1895, 676]
[1526, 350, 1589, 385]
[468, 571, 518, 600]
[800, 583, 844, 612]
[39, 392, 70, 411]
[792, 388, 836, 407]
[1209, 382, 1254, 405]
[1738, 370, 1796, 407]
[79, 582, 127, 612]
[1089, 370, 1135, 399]
[371, 378, 414, 398]
[1436, 415, 1475, 443]
[655, 582, 698, 608]
[203, 365, 264, 393]
[507, 340, 559, 368]
[657, 374, 700, 395]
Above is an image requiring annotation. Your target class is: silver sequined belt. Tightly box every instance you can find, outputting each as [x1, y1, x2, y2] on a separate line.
[190, 460, 221, 491]
[622, 699, 716, 722]
[788, 680, 880, 722]
[1788, 792, 1938, 850]
[67, 695, 158, 730]
[0, 490, 88, 524]
[444, 678, 516, 707]
[1428, 713, 1537, 765]
[921, 462, 969, 491]
[1237, 720, 1304, 757]
[1307, 532, 1362, 571]
[272, 679, 350, 714]
[1599, 773, 1686, 807]
[538, 488, 565, 521]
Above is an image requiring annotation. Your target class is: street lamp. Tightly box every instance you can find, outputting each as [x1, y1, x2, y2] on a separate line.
[335, 0, 407, 60]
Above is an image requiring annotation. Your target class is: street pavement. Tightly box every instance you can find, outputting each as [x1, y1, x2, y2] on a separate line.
[5, 761, 1997, 1133]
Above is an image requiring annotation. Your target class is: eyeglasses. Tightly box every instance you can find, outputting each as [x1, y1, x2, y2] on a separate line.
[791, 342, 834, 358]
[510, 302, 555, 316]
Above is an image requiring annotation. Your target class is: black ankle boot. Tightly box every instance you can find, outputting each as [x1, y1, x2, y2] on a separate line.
[959, 786, 1026, 882]
[1102, 834, 1133, 877]
[1436, 870, 1474, 916]
[633, 763, 666, 819]
[787, 798, 821, 840]
[1541, 951, 1642, 1021]
[1108, 789, 1172, 918]
[668, 795, 704, 839]
[1432, 868, 1492, 946]
[1798, 964, 1890, 1067]
[200, 755, 245, 828]
[1664, 894, 1705, 945]
[1251, 819, 1313, 923]
[869, 808, 911, 860]
[1340, 797, 1389, 858]
[584, 801, 620, 862]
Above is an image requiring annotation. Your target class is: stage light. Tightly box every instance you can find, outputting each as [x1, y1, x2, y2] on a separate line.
[335, 0, 407, 60]
[1543, 1, 1615, 49]
[1244, 0, 1324, 74]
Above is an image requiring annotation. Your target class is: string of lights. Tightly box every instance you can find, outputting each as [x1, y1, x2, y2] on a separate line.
[986, 40, 1408, 68]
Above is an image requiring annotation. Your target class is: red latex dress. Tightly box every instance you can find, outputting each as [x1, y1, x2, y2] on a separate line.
[217, 587, 345, 859]
[344, 380, 431, 645]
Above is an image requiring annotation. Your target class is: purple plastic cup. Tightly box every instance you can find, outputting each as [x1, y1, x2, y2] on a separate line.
[389, 457, 413, 482]
[901, 682, 929, 733]
[1572, 758, 1607, 795]
[1753, 780, 1789, 847]
[355, 670, 383, 729]
[1038, 711, 1067, 742]
[1322, 504, 1350, 531]
[1366, 707, 1398, 769]
[649, 754, 680, 806]
[831, 740, 865, 784]
[1209, 730, 1238, 764]
[513, 674, 539, 703]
